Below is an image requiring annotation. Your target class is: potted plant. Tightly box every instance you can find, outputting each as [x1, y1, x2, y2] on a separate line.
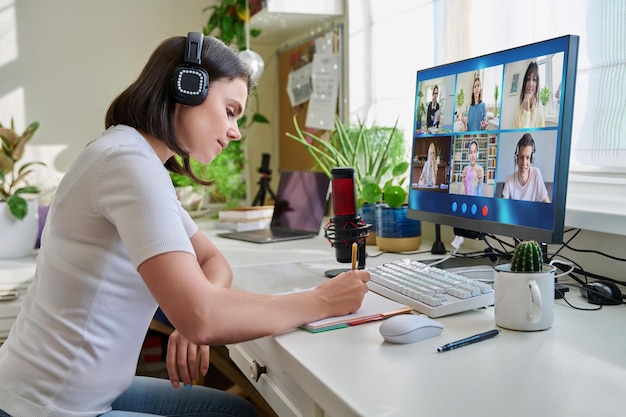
[361, 162, 421, 252]
[539, 86, 552, 107]
[456, 88, 465, 119]
[494, 240, 556, 331]
[416, 89, 426, 130]
[0, 118, 44, 258]
[493, 84, 500, 118]
[287, 114, 406, 244]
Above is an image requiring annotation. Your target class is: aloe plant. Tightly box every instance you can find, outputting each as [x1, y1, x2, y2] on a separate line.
[510, 240, 543, 272]
[0, 119, 44, 220]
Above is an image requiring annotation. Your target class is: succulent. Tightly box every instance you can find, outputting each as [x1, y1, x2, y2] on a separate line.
[0, 119, 44, 220]
[510, 240, 543, 272]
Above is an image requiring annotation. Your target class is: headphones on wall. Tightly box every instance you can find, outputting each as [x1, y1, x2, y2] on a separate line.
[172, 32, 209, 106]
[514, 135, 536, 164]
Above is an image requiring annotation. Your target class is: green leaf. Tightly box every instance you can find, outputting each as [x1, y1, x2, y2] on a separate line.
[383, 185, 406, 208]
[252, 113, 270, 123]
[7, 194, 27, 220]
[361, 182, 382, 204]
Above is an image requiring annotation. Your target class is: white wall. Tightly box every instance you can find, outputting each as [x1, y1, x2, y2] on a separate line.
[0, 0, 212, 183]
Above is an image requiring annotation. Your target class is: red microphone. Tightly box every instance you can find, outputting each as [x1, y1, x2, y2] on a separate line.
[324, 167, 369, 277]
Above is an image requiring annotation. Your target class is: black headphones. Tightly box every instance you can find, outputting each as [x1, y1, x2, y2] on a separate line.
[172, 32, 209, 106]
[514, 135, 536, 164]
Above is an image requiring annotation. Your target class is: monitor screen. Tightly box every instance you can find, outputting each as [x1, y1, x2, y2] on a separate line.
[408, 35, 579, 244]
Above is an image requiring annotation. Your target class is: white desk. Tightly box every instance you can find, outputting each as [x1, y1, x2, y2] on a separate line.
[198, 221, 626, 417]
[2, 220, 625, 417]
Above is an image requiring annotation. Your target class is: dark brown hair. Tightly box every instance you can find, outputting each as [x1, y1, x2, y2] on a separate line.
[105, 35, 252, 183]
[471, 77, 482, 106]
[519, 62, 540, 105]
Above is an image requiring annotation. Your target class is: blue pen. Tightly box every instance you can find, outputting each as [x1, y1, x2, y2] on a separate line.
[437, 329, 499, 352]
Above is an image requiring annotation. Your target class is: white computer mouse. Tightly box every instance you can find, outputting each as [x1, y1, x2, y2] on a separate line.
[379, 314, 444, 344]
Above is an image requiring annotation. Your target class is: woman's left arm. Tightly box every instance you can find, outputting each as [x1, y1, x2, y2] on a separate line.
[165, 230, 231, 388]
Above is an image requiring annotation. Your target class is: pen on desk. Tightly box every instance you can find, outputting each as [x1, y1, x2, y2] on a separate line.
[351, 241, 358, 270]
[437, 329, 499, 352]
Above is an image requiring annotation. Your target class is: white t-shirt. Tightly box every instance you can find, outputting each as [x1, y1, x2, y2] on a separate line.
[502, 166, 549, 202]
[0, 125, 198, 417]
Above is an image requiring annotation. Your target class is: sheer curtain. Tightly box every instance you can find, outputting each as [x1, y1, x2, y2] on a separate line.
[435, 0, 625, 171]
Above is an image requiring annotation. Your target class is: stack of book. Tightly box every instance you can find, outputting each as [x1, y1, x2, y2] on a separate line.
[215, 206, 274, 232]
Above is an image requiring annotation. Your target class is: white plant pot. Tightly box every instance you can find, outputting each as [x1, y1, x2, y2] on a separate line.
[0, 200, 39, 259]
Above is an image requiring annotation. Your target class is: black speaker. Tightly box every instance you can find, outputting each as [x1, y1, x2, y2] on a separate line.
[172, 32, 209, 106]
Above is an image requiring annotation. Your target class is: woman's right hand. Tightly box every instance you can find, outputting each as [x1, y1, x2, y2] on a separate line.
[314, 270, 370, 318]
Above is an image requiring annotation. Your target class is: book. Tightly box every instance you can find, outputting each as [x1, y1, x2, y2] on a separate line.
[214, 218, 271, 232]
[301, 291, 413, 333]
[218, 206, 274, 222]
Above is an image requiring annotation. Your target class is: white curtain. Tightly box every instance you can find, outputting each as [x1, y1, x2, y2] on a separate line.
[434, 0, 626, 172]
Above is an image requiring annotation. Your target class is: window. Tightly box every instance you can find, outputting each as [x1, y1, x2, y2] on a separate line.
[346, 0, 625, 236]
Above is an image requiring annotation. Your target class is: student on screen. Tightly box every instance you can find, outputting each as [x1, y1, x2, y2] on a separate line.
[514, 62, 545, 128]
[427, 85, 441, 128]
[461, 139, 484, 196]
[462, 78, 488, 131]
[502, 133, 550, 203]
[418, 142, 438, 187]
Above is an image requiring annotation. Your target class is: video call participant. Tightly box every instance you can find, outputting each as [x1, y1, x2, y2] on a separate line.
[427, 85, 441, 128]
[462, 77, 488, 131]
[502, 133, 550, 203]
[514, 62, 545, 128]
[460, 139, 484, 196]
[418, 142, 438, 187]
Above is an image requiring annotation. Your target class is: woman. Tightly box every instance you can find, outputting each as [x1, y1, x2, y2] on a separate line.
[502, 133, 550, 202]
[0, 34, 369, 417]
[460, 140, 484, 196]
[418, 142, 438, 187]
[514, 62, 545, 128]
[463, 77, 488, 131]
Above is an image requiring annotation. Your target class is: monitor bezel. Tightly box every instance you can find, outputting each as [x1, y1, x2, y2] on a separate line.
[407, 35, 579, 244]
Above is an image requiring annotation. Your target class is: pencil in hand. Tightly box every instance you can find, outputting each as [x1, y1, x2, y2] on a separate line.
[351, 241, 358, 270]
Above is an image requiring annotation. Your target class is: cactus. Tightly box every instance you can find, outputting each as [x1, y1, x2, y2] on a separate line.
[510, 240, 543, 272]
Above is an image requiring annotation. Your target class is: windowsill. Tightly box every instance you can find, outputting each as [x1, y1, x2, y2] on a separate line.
[565, 172, 626, 236]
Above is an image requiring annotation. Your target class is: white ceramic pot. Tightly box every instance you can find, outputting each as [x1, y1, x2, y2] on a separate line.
[0, 200, 39, 259]
[494, 263, 555, 331]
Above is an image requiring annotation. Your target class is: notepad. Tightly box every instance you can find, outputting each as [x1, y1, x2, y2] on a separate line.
[301, 291, 413, 333]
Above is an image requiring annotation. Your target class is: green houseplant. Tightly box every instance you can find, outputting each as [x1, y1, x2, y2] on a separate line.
[287, 114, 407, 245]
[539, 86, 552, 107]
[0, 118, 44, 259]
[287, 114, 406, 206]
[0, 119, 43, 220]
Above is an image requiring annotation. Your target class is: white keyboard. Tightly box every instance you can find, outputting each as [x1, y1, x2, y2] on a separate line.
[367, 259, 494, 318]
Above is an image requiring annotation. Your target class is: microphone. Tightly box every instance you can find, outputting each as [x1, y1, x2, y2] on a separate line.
[324, 167, 369, 277]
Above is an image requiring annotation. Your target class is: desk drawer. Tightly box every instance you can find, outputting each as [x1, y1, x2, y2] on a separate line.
[228, 338, 318, 417]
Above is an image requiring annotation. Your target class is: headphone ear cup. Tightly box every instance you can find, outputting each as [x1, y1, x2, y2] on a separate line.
[172, 65, 209, 106]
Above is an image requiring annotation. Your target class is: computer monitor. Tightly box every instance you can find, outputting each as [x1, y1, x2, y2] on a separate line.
[408, 35, 579, 244]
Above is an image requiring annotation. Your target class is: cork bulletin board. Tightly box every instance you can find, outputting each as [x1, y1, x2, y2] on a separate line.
[277, 25, 343, 171]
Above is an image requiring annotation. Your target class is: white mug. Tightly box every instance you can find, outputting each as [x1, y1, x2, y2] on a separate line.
[494, 264, 556, 331]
